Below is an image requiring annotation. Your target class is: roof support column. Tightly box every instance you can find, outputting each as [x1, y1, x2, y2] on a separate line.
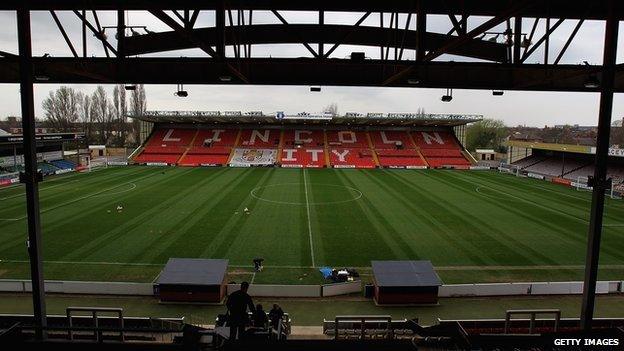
[416, 2, 426, 61]
[17, 8, 47, 340]
[580, 1, 619, 331]
[216, 1, 225, 59]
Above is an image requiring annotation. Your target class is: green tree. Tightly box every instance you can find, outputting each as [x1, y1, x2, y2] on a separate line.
[466, 118, 508, 152]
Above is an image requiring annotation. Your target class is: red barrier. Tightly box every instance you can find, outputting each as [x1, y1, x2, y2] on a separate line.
[552, 177, 572, 186]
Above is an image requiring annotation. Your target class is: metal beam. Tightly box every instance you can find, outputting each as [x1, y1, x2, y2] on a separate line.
[323, 12, 371, 58]
[17, 8, 47, 340]
[72, 10, 117, 56]
[580, 1, 619, 331]
[417, 3, 426, 61]
[1, 1, 619, 21]
[149, 9, 218, 57]
[215, 2, 225, 58]
[1, 58, 620, 92]
[81, 10, 87, 57]
[521, 18, 564, 62]
[554, 19, 584, 64]
[513, 16, 522, 63]
[424, 0, 533, 62]
[189, 10, 200, 28]
[50, 11, 78, 58]
[271, 10, 319, 58]
[0, 49, 17, 57]
[384, 1, 531, 86]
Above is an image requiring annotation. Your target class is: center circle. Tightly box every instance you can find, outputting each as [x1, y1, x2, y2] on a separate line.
[250, 183, 363, 205]
[93, 183, 137, 197]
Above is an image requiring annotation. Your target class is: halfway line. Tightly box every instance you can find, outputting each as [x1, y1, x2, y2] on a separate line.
[303, 168, 316, 267]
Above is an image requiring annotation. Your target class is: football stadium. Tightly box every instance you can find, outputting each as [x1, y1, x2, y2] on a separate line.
[2, 1, 624, 350]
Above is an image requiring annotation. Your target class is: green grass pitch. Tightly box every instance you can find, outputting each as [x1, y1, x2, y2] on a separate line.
[1, 166, 623, 284]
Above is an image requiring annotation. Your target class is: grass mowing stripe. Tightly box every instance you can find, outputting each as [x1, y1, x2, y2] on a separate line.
[388, 170, 553, 266]
[454, 171, 590, 224]
[0, 167, 160, 221]
[303, 168, 316, 267]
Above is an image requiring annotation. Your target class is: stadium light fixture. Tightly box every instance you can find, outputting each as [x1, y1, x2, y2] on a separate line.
[584, 75, 600, 89]
[174, 84, 188, 97]
[219, 75, 232, 82]
[407, 78, 421, 85]
[583, 61, 600, 89]
[441, 88, 453, 102]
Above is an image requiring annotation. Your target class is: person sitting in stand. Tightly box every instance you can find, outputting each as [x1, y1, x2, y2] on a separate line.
[268, 303, 285, 330]
[252, 304, 268, 329]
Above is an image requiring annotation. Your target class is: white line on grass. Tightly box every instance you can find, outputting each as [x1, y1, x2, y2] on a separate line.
[303, 169, 316, 267]
[0, 180, 79, 201]
[0, 170, 156, 221]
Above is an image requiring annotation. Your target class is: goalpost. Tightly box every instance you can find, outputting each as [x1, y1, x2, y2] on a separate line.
[84, 155, 108, 172]
[498, 163, 521, 176]
[575, 176, 621, 199]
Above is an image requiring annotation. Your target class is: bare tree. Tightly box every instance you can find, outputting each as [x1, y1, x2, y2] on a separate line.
[42, 86, 82, 131]
[90, 86, 116, 145]
[112, 85, 128, 146]
[324, 103, 338, 116]
[80, 94, 92, 143]
[130, 84, 147, 144]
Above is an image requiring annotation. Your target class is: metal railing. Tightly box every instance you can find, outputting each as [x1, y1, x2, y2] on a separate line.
[331, 315, 394, 340]
[504, 309, 561, 335]
[67, 307, 124, 342]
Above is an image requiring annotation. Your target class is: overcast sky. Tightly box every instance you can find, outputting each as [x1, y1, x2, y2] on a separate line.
[0, 10, 623, 127]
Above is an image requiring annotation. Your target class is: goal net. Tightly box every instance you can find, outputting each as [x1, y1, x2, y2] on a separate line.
[498, 164, 521, 176]
[575, 176, 620, 199]
[84, 156, 108, 172]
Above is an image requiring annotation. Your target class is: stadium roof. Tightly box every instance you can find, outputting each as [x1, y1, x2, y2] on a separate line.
[156, 258, 228, 286]
[0, 1, 622, 91]
[131, 111, 482, 127]
[372, 260, 442, 287]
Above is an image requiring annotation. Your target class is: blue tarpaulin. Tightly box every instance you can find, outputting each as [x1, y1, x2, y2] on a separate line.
[319, 267, 333, 279]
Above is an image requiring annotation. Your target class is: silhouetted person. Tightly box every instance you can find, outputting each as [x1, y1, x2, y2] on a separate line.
[226, 281, 254, 340]
[268, 303, 285, 330]
[252, 304, 268, 328]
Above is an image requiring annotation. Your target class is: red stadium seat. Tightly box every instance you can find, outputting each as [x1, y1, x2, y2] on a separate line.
[193, 129, 238, 147]
[412, 131, 459, 149]
[370, 130, 414, 149]
[326, 130, 369, 148]
[238, 129, 281, 148]
[412, 131, 470, 168]
[280, 148, 326, 168]
[329, 148, 375, 168]
[135, 127, 197, 164]
[282, 130, 325, 148]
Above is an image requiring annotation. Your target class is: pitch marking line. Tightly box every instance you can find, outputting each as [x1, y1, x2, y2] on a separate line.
[91, 183, 137, 197]
[0, 180, 80, 201]
[3, 259, 624, 271]
[0, 169, 157, 221]
[475, 185, 624, 228]
[250, 183, 362, 205]
[303, 169, 316, 268]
